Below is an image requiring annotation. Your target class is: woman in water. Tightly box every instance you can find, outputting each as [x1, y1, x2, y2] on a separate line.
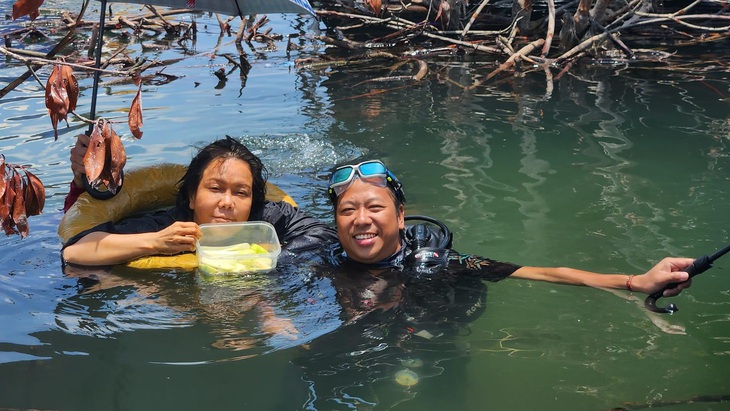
[62, 135, 337, 266]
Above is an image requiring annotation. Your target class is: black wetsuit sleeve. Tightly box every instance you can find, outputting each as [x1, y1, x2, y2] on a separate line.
[446, 249, 521, 282]
[61, 208, 180, 249]
[257, 201, 338, 254]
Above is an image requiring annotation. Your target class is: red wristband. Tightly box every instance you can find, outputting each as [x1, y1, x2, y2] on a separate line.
[626, 275, 635, 292]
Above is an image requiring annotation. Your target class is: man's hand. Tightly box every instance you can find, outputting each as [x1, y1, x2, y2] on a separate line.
[635, 257, 695, 296]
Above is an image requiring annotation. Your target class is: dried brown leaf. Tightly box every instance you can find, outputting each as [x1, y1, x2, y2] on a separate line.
[10, 172, 29, 238]
[45, 65, 69, 140]
[2, 214, 16, 236]
[1, 168, 13, 219]
[0, 156, 6, 202]
[97, 122, 112, 190]
[106, 123, 126, 194]
[23, 170, 45, 216]
[84, 121, 106, 184]
[98, 166, 114, 194]
[434, 0, 445, 23]
[98, 123, 114, 191]
[0, 163, 44, 238]
[61, 65, 79, 113]
[12, 0, 45, 20]
[129, 85, 143, 139]
[366, 0, 381, 16]
[1, 166, 16, 235]
[14, 208, 29, 238]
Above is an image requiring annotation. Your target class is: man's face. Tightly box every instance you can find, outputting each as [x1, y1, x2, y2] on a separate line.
[335, 178, 404, 264]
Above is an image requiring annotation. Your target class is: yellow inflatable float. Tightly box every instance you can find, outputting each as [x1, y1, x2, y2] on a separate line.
[58, 163, 297, 270]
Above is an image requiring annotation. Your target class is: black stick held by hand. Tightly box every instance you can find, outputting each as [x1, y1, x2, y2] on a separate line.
[645, 243, 730, 314]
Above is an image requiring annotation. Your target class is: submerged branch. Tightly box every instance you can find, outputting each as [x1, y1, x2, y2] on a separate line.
[0, 46, 130, 77]
[314, 0, 730, 77]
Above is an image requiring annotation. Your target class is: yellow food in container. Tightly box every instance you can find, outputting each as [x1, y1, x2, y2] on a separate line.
[196, 222, 281, 275]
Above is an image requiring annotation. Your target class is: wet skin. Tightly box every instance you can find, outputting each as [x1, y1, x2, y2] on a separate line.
[334, 178, 404, 264]
[190, 157, 254, 224]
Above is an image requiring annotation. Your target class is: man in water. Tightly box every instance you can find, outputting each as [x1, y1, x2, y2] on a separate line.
[323, 159, 694, 294]
[288, 159, 695, 409]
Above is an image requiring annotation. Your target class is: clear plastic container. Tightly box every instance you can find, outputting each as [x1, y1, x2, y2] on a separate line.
[196, 221, 281, 274]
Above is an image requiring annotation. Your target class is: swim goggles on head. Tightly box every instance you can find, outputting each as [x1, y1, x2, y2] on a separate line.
[328, 160, 406, 203]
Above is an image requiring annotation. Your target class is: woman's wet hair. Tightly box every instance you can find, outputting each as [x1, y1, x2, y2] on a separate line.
[176, 136, 268, 216]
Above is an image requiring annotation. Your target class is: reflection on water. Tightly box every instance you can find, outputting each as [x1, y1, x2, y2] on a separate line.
[1, 6, 729, 411]
[57, 262, 344, 358]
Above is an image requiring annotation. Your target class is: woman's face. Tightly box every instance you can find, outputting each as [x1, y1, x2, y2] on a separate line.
[189, 158, 254, 224]
[335, 178, 404, 264]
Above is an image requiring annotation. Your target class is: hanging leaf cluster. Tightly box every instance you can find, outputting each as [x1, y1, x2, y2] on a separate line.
[45, 63, 79, 140]
[1, 155, 46, 238]
[11, 0, 44, 21]
[84, 119, 127, 195]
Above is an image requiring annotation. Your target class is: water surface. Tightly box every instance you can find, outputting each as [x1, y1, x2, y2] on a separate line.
[1, 3, 729, 410]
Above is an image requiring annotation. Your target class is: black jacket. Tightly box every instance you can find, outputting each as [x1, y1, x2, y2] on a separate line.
[62, 201, 338, 263]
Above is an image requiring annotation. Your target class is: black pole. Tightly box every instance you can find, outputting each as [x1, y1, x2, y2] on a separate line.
[82, 0, 121, 200]
[88, 0, 107, 134]
[645, 243, 730, 313]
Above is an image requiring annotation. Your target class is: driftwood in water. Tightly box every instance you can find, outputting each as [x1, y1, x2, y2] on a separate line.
[308, 0, 730, 76]
[3, 0, 728, 95]
[0, 3, 287, 100]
